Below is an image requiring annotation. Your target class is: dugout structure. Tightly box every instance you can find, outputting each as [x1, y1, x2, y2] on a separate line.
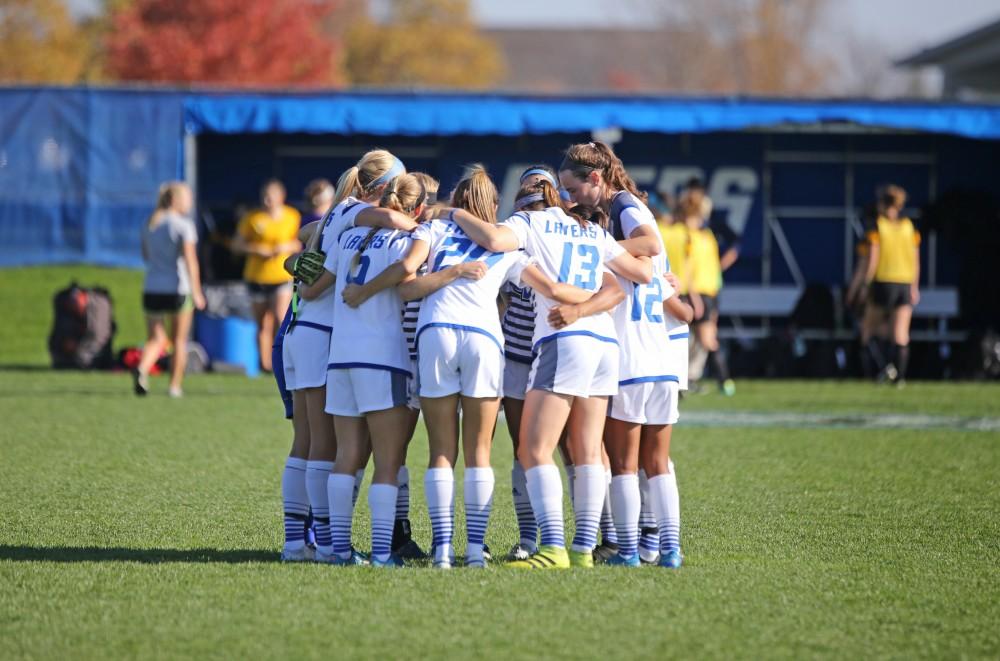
[3, 87, 999, 351]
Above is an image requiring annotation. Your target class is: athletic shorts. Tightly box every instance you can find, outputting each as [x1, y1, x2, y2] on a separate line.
[502, 358, 532, 400]
[691, 294, 718, 324]
[143, 293, 190, 314]
[870, 282, 911, 309]
[248, 281, 293, 303]
[272, 307, 294, 419]
[527, 334, 619, 398]
[281, 322, 331, 391]
[609, 379, 680, 425]
[407, 359, 420, 411]
[418, 326, 503, 399]
[326, 367, 410, 417]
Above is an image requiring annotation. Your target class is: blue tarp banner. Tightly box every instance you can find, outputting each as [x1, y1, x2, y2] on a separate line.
[1, 86, 999, 269]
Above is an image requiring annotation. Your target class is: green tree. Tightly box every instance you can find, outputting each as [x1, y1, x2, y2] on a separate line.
[345, 0, 505, 89]
[0, 0, 93, 83]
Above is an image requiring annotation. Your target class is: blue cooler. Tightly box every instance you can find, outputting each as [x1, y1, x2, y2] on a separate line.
[195, 314, 260, 377]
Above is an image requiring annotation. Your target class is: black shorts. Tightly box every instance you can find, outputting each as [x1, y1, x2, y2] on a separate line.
[691, 294, 718, 324]
[248, 281, 293, 302]
[870, 282, 911, 309]
[143, 293, 189, 314]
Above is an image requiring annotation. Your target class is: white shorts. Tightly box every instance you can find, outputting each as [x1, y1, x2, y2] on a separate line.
[527, 334, 619, 398]
[502, 358, 532, 400]
[609, 379, 680, 425]
[418, 326, 503, 399]
[281, 322, 331, 391]
[407, 359, 420, 411]
[325, 367, 410, 417]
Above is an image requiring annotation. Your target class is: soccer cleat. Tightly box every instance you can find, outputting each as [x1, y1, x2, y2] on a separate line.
[393, 538, 429, 561]
[721, 379, 736, 397]
[431, 543, 454, 569]
[168, 386, 183, 398]
[465, 556, 487, 569]
[658, 549, 683, 569]
[482, 543, 493, 562]
[604, 552, 641, 567]
[371, 554, 405, 568]
[132, 369, 148, 396]
[568, 549, 594, 568]
[506, 545, 570, 569]
[504, 543, 536, 562]
[316, 549, 368, 566]
[279, 546, 315, 563]
[639, 551, 660, 566]
[592, 541, 619, 564]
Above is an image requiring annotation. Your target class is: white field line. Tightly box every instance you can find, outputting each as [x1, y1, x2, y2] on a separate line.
[678, 411, 1000, 432]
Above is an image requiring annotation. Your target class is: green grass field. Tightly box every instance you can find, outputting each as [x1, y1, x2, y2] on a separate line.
[2, 267, 999, 658]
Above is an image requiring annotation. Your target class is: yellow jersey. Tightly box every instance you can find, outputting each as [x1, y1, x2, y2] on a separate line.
[867, 216, 920, 285]
[659, 223, 691, 293]
[690, 228, 723, 297]
[237, 206, 301, 285]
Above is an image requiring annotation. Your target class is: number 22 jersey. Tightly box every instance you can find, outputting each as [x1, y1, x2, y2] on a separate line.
[412, 218, 531, 351]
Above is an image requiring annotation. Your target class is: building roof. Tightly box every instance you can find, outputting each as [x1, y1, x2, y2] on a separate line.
[897, 17, 1000, 66]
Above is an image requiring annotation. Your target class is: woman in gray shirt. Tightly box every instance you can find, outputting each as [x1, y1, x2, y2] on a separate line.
[133, 181, 206, 397]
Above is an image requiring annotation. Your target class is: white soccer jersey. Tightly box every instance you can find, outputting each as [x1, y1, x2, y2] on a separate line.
[327, 226, 411, 375]
[663, 279, 690, 390]
[295, 197, 371, 330]
[608, 193, 675, 385]
[502, 207, 624, 349]
[412, 218, 531, 351]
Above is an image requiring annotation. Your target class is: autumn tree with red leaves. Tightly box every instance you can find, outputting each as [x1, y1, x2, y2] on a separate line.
[105, 0, 349, 87]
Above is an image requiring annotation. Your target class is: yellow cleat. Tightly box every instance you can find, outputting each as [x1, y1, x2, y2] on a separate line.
[506, 545, 570, 569]
[569, 549, 594, 568]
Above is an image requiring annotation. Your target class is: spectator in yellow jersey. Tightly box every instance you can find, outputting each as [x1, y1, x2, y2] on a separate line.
[233, 179, 302, 372]
[863, 185, 920, 385]
[681, 183, 737, 396]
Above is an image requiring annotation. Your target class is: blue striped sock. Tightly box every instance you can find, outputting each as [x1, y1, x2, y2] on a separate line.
[281, 457, 309, 549]
[512, 462, 537, 548]
[570, 464, 604, 553]
[464, 467, 495, 562]
[638, 469, 659, 555]
[327, 472, 356, 557]
[369, 483, 398, 562]
[649, 468, 681, 553]
[306, 460, 334, 552]
[425, 467, 454, 550]
[526, 464, 564, 548]
[610, 473, 640, 557]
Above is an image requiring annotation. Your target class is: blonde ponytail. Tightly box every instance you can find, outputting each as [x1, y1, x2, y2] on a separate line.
[452, 164, 498, 224]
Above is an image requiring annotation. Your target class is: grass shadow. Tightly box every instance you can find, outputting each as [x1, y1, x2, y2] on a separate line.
[0, 545, 277, 564]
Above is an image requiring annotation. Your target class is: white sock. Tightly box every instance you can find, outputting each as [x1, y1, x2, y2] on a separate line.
[353, 468, 365, 507]
[368, 483, 399, 562]
[600, 468, 618, 545]
[425, 467, 454, 563]
[395, 465, 410, 521]
[305, 460, 334, 552]
[526, 464, 564, 548]
[610, 473, 640, 557]
[649, 463, 681, 553]
[464, 467, 495, 563]
[564, 463, 576, 508]
[570, 464, 605, 553]
[512, 461, 537, 550]
[638, 468, 659, 561]
[281, 457, 309, 550]
[327, 472, 356, 559]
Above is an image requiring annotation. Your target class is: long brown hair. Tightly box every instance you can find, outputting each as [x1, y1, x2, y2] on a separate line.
[559, 141, 646, 203]
[515, 180, 564, 213]
[452, 164, 498, 224]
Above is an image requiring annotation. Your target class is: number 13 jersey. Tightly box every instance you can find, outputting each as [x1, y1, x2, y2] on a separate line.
[502, 207, 624, 350]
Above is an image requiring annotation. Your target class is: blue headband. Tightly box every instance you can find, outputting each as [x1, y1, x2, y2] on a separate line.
[370, 156, 406, 188]
[559, 189, 571, 202]
[515, 192, 545, 209]
[520, 168, 558, 188]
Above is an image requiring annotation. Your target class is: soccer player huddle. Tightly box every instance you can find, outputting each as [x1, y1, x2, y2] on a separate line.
[277, 141, 692, 570]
